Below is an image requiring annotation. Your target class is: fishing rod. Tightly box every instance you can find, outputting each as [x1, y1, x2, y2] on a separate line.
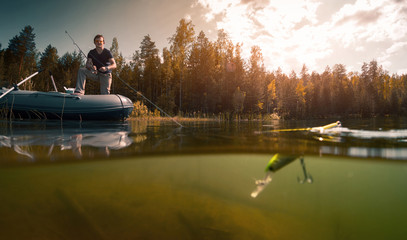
[111, 74, 184, 127]
[65, 31, 184, 128]
[65, 31, 88, 60]
[0, 70, 42, 100]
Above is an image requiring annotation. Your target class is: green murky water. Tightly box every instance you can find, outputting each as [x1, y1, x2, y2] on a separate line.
[1, 118, 407, 239]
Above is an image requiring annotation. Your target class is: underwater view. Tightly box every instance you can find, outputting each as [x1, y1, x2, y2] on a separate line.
[1, 117, 407, 239]
[3, 0, 407, 238]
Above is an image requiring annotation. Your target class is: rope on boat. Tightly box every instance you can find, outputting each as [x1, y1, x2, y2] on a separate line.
[10, 94, 15, 121]
[61, 94, 66, 120]
[30, 109, 46, 119]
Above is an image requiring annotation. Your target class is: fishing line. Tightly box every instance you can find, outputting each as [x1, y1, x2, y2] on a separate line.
[256, 121, 341, 134]
[65, 31, 88, 60]
[65, 31, 184, 128]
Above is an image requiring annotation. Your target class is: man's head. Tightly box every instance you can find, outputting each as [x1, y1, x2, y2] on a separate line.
[94, 34, 105, 44]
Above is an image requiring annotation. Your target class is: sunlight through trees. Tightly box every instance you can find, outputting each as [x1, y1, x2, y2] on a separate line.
[1, 22, 406, 119]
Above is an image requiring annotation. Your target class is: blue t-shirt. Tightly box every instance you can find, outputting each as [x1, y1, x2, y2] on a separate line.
[88, 48, 113, 73]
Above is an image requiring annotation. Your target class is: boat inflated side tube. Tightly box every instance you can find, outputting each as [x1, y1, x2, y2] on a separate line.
[115, 94, 134, 119]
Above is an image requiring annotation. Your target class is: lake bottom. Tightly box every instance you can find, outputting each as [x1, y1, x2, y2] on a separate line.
[1, 154, 406, 239]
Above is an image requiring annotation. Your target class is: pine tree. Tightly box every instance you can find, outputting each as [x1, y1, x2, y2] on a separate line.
[188, 31, 215, 113]
[109, 37, 126, 94]
[296, 79, 306, 118]
[5, 26, 37, 86]
[0, 44, 5, 84]
[169, 18, 195, 114]
[38, 45, 59, 91]
[57, 51, 83, 90]
[157, 47, 176, 114]
[245, 45, 266, 113]
[8, 26, 37, 80]
[139, 34, 160, 104]
[110, 37, 125, 72]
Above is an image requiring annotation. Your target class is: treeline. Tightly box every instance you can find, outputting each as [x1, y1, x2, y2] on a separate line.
[1, 20, 407, 119]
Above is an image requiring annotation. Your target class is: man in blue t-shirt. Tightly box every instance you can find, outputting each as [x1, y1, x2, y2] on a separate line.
[74, 34, 117, 95]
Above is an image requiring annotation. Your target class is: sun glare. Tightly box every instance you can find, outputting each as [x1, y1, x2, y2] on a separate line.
[196, 0, 407, 74]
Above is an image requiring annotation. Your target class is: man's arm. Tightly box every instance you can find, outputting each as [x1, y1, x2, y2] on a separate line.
[102, 58, 117, 72]
[86, 57, 96, 71]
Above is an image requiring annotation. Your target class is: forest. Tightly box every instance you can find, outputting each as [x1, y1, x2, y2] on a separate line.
[1, 19, 407, 119]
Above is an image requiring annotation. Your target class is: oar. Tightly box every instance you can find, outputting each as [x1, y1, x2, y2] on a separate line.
[49, 71, 58, 92]
[0, 70, 42, 100]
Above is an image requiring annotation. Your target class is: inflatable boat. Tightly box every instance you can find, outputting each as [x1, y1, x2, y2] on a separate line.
[0, 88, 134, 121]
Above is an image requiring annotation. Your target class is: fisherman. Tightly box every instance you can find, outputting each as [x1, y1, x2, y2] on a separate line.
[73, 34, 116, 95]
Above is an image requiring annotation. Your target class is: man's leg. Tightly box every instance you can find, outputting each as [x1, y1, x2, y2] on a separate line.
[75, 68, 98, 94]
[99, 73, 112, 95]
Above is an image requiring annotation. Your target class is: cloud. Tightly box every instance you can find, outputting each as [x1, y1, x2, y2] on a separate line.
[356, 46, 365, 52]
[386, 42, 407, 55]
[334, 8, 382, 26]
[195, 0, 407, 73]
[378, 41, 407, 69]
[331, 0, 407, 44]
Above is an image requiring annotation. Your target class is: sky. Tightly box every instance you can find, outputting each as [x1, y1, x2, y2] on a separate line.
[1, 0, 407, 75]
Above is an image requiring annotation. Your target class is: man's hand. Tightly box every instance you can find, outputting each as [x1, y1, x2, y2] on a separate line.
[87, 65, 97, 74]
[86, 58, 97, 73]
[100, 66, 109, 72]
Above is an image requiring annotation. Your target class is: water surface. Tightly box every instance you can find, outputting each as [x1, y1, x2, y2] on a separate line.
[1, 118, 406, 239]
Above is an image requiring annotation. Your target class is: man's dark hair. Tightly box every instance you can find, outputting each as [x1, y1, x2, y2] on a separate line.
[94, 34, 105, 43]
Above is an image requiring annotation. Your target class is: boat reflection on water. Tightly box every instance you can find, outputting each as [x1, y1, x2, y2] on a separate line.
[51, 131, 133, 158]
[251, 154, 313, 198]
[0, 121, 134, 162]
[0, 136, 35, 160]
